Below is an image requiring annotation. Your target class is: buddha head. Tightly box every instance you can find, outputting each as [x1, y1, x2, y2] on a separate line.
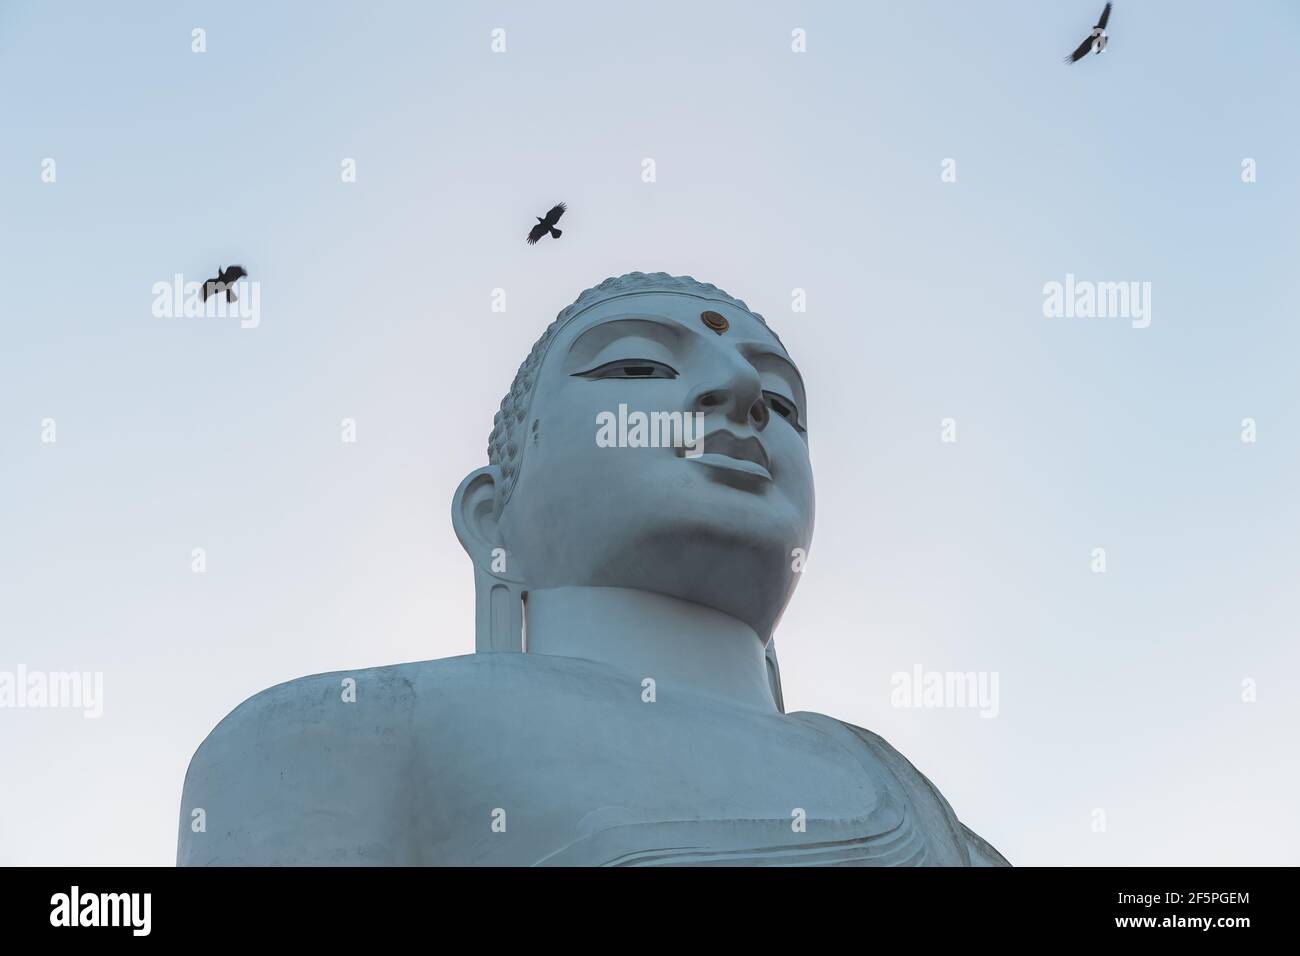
[452, 273, 814, 687]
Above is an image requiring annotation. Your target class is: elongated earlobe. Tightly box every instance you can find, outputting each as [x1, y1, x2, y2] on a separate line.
[452, 467, 525, 652]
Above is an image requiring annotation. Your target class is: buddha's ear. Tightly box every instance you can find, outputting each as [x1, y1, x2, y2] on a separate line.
[452, 466, 525, 652]
[452, 466, 506, 567]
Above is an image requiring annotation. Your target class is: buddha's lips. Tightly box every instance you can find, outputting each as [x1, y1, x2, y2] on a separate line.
[679, 429, 771, 473]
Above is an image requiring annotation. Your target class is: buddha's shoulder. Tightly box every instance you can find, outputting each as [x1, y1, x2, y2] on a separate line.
[786, 711, 1012, 867]
[188, 653, 630, 764]
[179, 654, 626, 864]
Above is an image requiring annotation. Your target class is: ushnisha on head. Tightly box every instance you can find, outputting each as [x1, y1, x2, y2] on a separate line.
[453, 272, 814, 654]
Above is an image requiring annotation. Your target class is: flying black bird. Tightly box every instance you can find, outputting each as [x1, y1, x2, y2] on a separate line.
[1065, 2, 1112, 63]
[202, 264, 248, 301]
[526, 203, 566, 245]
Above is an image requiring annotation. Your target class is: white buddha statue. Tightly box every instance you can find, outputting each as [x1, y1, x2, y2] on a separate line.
[177, 272, 1008, 866]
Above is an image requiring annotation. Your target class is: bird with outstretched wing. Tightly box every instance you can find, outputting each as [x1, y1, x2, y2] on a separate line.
[1065, 2, 1112, 64]
[527, 202, 566, 245]
[202, 264, 248, 302]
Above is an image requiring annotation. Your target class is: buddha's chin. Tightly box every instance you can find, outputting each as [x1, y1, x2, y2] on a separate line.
[588, 510, 798, 593]
[670, 478, 806, 548]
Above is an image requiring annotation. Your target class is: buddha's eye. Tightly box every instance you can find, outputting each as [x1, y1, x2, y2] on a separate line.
[573, 359, 678, 380]
[764, 391, 804, 432]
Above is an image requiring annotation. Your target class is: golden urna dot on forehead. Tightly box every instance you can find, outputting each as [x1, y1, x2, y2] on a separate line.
[700, 310, 729, 334]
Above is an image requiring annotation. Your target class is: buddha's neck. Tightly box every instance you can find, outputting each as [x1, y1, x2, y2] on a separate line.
[523, 586, 777, 712]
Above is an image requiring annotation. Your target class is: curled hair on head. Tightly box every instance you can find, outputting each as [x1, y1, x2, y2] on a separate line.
[486, 272, 780, 507]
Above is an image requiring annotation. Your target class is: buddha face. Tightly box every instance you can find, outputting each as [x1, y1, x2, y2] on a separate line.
[497, 291, 814, 638]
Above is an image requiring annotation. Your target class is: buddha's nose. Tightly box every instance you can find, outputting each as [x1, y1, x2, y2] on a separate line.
[689, 357, 767, 430]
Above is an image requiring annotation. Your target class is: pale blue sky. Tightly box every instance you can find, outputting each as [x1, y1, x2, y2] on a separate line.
[1, 1, 1297, 865]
